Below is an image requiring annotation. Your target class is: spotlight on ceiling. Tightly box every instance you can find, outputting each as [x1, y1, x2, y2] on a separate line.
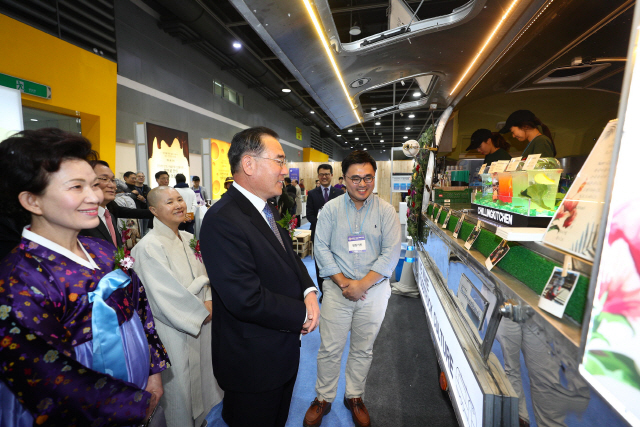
[375, 121, 381, 125]
[232, 42, 242, 49]
[408, 114, 415, 118]
[412, 91, 421, 97]
[350, 146, 354, 148]
[371, 107, 377, 110]
[405, 127, 411, 130]
[355, 137, 359, 140]
[363, 147, 367, 150]
[326, 124, 330, 127]
[282, 88, 291, 93]
[380, 139, 384, 143]
[336, 134, 342, 137]
[348, 129, 353, 133]
[349, 25, 361, 35]
[403, 136, 408, 139]
[310, 110, 315, 114]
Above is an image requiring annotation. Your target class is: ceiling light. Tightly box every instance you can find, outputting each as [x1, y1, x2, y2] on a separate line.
[310, 111, 315, 114]
[304, 0, 361, 123]
[450, 0, 521, 96]
[348, 129, 353, 133]
[232, 42, 242, 49]
[30, 118, 38, 121]
[282, 88, 291, 93]
[380, 139, 384, 143]
[413, 91, 421, 97]
[408, 114, 415, 118]
[403, 136, 408, 139]
[349, 25, 361, 36]
[405, 127, 411, 130]
[375, 121, 381, 125]
[326, 124, 330, 127]
[336, 134, 342, 137]
[372, 107, 377, 110]
[355, 137, 359, 140]
[363, 147, 367, 150]
[350, 146, 354, 148]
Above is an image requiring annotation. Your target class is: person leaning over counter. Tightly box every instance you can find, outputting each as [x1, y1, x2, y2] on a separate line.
[466, 128, 512, 165]
[500, 109, 557, 158]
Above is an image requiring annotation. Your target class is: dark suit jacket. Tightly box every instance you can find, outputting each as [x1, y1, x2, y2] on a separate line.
[79, 201, 154, 248]
[200, 185, 314, 393]
[306, 185, 342, 240]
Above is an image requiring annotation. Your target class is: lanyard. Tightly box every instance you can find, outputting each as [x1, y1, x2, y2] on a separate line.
[345, 196, 372, 235]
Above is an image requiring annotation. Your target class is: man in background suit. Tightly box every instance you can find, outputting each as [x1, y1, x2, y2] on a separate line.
[80, 161, 154, 248]
[306, 164, 342, 298]
[200, 126, 320, 427]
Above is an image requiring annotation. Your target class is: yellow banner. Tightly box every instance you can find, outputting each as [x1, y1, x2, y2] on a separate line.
[210, 139, 232, 199]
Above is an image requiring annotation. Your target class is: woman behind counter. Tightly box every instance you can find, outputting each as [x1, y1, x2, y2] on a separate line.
[0, 128, 169, 426]
[467, 128, 512, 165]
[500, 109, 557, 158]
[132, 186, 223, 427]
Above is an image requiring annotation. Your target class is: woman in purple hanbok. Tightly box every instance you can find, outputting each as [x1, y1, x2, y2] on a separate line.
[0, 129, 171, 427]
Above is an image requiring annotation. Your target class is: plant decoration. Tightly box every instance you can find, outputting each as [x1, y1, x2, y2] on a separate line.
[276, 211, 299, 238]
[406, 125, 435, 238]
[190, 238, 202, 263]
[114, 247, 135, 273]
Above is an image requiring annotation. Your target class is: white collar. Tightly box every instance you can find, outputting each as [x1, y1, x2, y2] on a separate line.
[321, 184, 332, 190]
[22, 227, 100, 270]
[98, 206, 106, 218]
[233, 181, 269, 213]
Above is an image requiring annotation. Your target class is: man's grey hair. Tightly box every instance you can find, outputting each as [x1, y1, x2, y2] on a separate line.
[228, 126, 279, 175]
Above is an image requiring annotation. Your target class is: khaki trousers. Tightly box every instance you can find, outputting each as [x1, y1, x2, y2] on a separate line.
[315, 279, 391, 402]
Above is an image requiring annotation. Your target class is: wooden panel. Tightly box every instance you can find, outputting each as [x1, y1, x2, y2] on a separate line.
[288, 160, 415, 211]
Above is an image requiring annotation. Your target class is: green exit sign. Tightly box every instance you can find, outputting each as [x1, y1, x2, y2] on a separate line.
[0, 73, 51, 99]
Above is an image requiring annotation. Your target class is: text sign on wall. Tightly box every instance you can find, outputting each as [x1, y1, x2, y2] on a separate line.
[392, 173, 412, 192]
[0, 73, 51, 99]
[289, 168, 300, 182]
[417, 256, 484, 427]
[146, 122, 190, 188]
[296, 127, 302, 141]
[210, 139, 232, 200]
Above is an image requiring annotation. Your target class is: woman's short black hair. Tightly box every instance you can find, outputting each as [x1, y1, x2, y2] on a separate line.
[341, 150, 377, 177]
[0, 128, 98, 227]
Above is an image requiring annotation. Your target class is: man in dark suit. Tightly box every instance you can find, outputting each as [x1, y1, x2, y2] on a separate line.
[80, 161, 154, 248]
[306, 164, 342, 297]
[200, 127, 320, 427]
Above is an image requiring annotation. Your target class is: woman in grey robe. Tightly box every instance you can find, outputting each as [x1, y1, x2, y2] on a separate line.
[133, 186, 223, 427]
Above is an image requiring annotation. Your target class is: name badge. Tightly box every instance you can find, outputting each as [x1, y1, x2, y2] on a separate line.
[348, 235, 367, 253]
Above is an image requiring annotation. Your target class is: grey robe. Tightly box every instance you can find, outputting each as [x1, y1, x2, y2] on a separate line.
[132, 218, 223, 427]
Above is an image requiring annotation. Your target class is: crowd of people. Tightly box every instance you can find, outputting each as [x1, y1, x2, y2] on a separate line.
[0, 126, 401, 427]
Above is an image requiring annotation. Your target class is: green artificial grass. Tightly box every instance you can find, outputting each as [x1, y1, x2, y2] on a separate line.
[425, 205, 587, 323]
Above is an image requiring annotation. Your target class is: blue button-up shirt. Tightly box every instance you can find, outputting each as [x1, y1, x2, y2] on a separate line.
[314, 193, 401, 281]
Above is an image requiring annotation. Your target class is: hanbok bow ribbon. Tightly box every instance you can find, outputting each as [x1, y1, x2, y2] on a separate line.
[88, 269, 131, 381]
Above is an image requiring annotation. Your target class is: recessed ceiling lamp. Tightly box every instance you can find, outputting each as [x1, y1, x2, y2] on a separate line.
[355, 137, 359, 140]
[349, 24, 361, 36]
[310, 110, 315, 114]
[375, 121, 381, 125]
[350, 146, 354, 148]
[371, 107, 377, 110]
[336, 134, 342, 137]
[408, 114, 415, 118]
[412, 91, 421, 97]
[405, 127, 411, 130]
[326, 124, 330, 127]
[303, 0, 361, 123]
[450, 0, 521, 96]
[30, 118, 38, 121]
[403, 136, 408, 139]
[380, 139, 384, 143]
[348, 129, 353, 133]
[232, 42, 242, 49]
[363, 147, 367, 150]
[282, 88, 291, 93]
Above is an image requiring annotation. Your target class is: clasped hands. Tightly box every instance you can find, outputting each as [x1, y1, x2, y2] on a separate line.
[336, 278, 368, 302]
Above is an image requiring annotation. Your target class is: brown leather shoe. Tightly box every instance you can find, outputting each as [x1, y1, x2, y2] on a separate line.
[303, 398, 332, 427]
[344, 396, 371, 427]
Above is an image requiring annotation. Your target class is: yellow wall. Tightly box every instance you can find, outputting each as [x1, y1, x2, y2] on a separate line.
[303, 147, 329, 162]
[0, 15, 118, 166]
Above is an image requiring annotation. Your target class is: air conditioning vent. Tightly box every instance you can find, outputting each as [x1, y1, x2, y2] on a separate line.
[535, 63, 610, 84]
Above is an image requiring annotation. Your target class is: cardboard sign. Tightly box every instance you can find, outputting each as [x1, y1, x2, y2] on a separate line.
[522, 154, 541, 171]
[506, 157, 522, 172]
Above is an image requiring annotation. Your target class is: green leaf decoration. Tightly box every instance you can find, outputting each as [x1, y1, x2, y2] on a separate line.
[520, 183, 550, 210]
[548, 225, 560, 233]
[406, 125, 435, 239]
[584, 350, 640, 390]
[597, 312, 635, 334]
[590, 331, 610, 346]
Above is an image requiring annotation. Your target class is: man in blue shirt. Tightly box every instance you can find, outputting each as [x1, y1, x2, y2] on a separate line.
[304, 150, 401, 427]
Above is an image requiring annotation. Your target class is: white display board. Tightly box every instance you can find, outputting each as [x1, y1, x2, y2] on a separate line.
[0, 85, 23, 140]
[417, 256, 484, 427]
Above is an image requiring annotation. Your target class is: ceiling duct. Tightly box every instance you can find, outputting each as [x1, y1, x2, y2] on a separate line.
[149, 0, 341, 145]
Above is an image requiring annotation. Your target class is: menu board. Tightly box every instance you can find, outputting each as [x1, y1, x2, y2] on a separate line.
[579, 28, 640, 426]
[542, 120, 617, 261]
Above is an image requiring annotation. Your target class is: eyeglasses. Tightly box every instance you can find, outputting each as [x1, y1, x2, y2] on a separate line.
[346, 175, 374, 184]
[252, 156, 287, 168]
[318, 173, 332, 178]
[97, 177, 117, 185]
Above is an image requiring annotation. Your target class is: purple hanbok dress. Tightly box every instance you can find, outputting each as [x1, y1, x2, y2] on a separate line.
[0, 229, 170, 426]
